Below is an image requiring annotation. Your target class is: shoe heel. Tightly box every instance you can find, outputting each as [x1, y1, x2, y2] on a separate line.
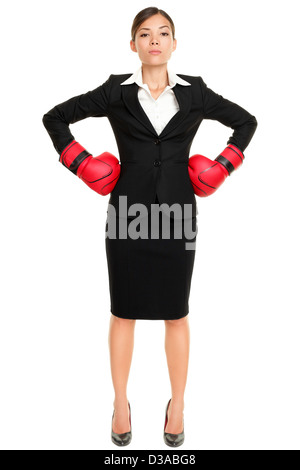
[111, 400, 132, 446]
[163, 398, 185, 447]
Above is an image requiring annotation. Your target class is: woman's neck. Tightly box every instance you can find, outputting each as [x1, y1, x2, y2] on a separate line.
[141, 63, 169, 91]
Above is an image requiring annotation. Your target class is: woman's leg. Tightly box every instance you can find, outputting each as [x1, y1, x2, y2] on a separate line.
[108, 313, 136, 433]
[164, 315, 190, 433]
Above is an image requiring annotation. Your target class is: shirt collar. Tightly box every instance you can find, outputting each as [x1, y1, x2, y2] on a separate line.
[120, 65, 191, 89]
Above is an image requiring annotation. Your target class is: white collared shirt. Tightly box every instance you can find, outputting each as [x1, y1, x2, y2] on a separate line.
[120, 65, 191, 135]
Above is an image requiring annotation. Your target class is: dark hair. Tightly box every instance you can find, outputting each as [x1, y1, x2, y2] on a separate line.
[131, 6, 175, 42]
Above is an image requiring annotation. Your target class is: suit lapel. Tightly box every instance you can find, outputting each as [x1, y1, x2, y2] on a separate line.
[121, 82, 192, 139]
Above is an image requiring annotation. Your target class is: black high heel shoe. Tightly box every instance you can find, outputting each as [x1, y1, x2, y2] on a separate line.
[163, 398, 185, 447]
[111, 400, 132, 446]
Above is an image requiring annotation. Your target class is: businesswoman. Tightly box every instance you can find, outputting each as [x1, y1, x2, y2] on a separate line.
[42, 6, 257, 447]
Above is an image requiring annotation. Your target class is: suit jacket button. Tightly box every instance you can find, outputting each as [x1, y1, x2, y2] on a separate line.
[154, 160, 161, 167]
[154, 139, 161, 144]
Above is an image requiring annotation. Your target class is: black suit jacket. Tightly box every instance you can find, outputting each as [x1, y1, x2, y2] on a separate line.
[42, 73, 257, 219]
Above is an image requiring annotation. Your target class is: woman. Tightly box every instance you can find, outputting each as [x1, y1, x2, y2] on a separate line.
[42, 7, 257, 447]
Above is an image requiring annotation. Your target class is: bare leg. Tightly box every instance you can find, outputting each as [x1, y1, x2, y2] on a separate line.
[164, 315, 190, 433]
[108, 313, 136, 433]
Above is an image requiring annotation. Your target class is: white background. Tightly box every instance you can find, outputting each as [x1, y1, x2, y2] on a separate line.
[1, 0, 299, 450]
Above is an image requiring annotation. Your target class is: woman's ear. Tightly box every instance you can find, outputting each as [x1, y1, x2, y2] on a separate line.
[130, 40, 137, 53]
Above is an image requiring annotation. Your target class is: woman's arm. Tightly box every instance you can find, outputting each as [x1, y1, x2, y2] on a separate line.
[42, 74, 113, 155]
[189, 77, 258, 197]
[198, 76, 258, 152]
[42, 74, 120, 195]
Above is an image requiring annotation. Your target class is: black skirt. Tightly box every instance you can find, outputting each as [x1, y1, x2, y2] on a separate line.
[105, 194, 197, 320]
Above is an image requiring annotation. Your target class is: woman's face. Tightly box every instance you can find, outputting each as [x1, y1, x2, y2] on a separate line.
[130, 14, 177, 66]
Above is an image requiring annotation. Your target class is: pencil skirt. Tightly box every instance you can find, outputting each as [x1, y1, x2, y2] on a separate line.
[104, 195, 198, 320]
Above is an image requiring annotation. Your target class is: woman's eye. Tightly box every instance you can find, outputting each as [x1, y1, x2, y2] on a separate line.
[140, 32, 169, 37]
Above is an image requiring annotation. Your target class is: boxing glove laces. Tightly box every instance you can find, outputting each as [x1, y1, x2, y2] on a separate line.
[60, 140, 120, 196]
[188, 144, 244, 197]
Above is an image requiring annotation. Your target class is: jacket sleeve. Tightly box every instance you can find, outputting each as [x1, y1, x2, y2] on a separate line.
[42, 74, 113, 155]
[199, 76, 258, 152]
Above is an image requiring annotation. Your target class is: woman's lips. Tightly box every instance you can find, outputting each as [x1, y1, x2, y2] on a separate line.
[149, 51, 161, 55]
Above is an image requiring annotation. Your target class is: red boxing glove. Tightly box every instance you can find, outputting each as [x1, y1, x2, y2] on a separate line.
[188, 144, 244, 197]
[60, 140, 121, 196]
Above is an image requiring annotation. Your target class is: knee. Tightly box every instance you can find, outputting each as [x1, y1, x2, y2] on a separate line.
[111, 314, 136, 325]
[165, 315, 188, 327]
